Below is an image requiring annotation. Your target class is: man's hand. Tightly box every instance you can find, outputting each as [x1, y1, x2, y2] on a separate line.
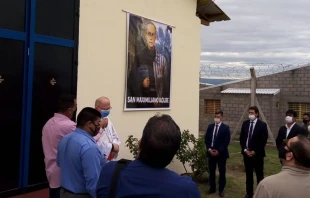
[100, 118, 108, 129]
[143, 77, 150, 88]
[250, 151, 255, 156]
[109, 151, 117, 159]
[208, 149, 214, 155]
[112, 143, 119, 153]
[212, 150, 219, 156]
[245, 150, 252, 157]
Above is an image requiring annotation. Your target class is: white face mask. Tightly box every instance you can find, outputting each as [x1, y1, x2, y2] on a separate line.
[308, 125, 310, 132]
[214, 118, 221, 124]
[249, 115, 256, 121]
[285, 116, 293, 124]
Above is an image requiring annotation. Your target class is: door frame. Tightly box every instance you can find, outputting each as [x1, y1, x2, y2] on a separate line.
[0, 0, 79, 196]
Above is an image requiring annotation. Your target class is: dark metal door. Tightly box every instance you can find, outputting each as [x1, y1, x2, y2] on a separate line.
[0, 0, 79, 195]
[28, 44, 76, 185]
[0, 38, 25, 193]
[0, 0, 26, 193]
[26, 0, 79, 186]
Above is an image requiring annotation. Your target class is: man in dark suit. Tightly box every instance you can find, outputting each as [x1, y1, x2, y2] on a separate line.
[239, 106, 268, 198]
[205, 110, 230, 197]
[276, 109, 307, 161]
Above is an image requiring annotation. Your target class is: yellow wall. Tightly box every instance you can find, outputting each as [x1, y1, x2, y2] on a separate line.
[77, 0, 201, 173]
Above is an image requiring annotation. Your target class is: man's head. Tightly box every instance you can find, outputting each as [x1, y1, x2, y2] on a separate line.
[248, 106, 259, 121]
[95, 96, 112, 118]
[57, 94, 77, 119]
[77, 107, 102, 136]
[281, 135, 310, 169]
[144, 21, 156, 50]
[214, 110, 223, 124]
[285, 109, 297, 124]
[303, 113, 310, 125]
[138, 113, 181, 168]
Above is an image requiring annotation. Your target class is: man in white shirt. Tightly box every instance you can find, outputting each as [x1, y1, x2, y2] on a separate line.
[276, 109, 306, 163]
[94, 96, 121, 160]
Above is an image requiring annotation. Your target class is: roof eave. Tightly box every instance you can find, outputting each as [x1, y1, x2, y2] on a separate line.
[197, 0, 230, 26]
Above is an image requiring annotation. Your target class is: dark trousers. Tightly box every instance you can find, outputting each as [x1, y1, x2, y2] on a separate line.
[243, 155, 264, 197]
[208, 156, 227, 191]
[49, 187, 61, 198]
[60, 188, 91, 198]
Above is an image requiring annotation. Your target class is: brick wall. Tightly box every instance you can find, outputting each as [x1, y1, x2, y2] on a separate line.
[199, 66, 310, 139]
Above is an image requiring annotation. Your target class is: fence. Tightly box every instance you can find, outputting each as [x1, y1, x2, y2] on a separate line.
[199, 62, 310, 79]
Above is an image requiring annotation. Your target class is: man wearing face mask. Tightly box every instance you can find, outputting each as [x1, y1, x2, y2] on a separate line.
[42, 94, 77, 198]
[254, 135, 310, 198]
[57, 107, 106, 198]
[276, 109, 307, 163]
[239, 106, 268, 198]
[94, 96, 121, 161]
[205, 110, 231, 197]
[302, 112, 310, 137]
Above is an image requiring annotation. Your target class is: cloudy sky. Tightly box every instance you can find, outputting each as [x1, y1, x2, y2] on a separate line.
[200, 0, 310, 72]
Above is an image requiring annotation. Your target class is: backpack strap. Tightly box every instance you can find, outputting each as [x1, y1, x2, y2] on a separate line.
[108, 158, 132, 198]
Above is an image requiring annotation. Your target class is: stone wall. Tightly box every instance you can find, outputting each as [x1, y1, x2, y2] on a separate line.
[199, 66, 310, 139]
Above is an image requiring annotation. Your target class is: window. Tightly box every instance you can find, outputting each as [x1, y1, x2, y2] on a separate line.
[288, 102, 310, 120]
[204, 99, 221, 114]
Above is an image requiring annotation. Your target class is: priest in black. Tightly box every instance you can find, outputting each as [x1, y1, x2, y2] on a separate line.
[239, 106, 268, 198]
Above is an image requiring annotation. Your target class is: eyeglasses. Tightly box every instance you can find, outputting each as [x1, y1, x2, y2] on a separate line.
[283, 139, 295, 151]
[98, 106, 112, 111]
[146, 32, 156, 37]
[91, 122, 100, 128]
[282, 139, 303, 165]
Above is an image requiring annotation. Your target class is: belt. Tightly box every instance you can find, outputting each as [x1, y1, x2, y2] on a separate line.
[61, 187, 89, 195]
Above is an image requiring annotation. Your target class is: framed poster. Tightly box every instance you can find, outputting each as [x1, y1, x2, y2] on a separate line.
[124, 13, 172, 111]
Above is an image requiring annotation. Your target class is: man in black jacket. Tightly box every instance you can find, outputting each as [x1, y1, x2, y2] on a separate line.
[239, 106, 268, 198]
[276, 109, 307, 161]
[205, 110, 231, 197]
[302, 112, 310, 137]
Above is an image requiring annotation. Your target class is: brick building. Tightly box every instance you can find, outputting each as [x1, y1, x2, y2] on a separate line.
[199, 65, 310, 140]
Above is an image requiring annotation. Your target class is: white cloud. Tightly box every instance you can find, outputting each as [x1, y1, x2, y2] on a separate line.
[200, 0, 310, 70]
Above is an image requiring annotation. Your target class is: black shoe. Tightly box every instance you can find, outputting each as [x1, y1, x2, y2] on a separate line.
[207, 189, 216, 194]
[219, 191, 224, 197]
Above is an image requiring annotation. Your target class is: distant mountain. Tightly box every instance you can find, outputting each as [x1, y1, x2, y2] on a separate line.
[200, 78, 235, 85]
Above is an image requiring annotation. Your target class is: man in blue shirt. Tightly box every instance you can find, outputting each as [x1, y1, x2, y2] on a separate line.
[57, 107, 106, 198]
[96, 114, 201, 198]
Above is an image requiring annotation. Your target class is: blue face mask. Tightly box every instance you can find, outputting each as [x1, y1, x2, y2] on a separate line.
[101, 110, 110, 118]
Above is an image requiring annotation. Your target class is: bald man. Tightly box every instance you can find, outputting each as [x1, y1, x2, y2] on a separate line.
[254, 135, 310, 198]
[94, 97, 121, 161]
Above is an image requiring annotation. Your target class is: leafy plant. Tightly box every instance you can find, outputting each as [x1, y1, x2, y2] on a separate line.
[190, 137, 208, 179]
[125, 130, 208, 181]
[175, 130, 195, 173]
[125, 135, 139, 157]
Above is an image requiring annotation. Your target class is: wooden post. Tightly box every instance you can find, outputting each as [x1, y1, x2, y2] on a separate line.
[230, 67, 276, 145]
[250, 67, 256, 106]
[255, 98, 276, 145]
[231, 102, 250, 140]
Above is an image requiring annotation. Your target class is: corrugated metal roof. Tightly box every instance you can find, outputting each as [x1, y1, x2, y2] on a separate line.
[197, 0, 230, 23]
[221, 88, 280, 95]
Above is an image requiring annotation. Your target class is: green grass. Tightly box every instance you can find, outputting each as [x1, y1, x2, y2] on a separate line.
[198, 143, 281, 198]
